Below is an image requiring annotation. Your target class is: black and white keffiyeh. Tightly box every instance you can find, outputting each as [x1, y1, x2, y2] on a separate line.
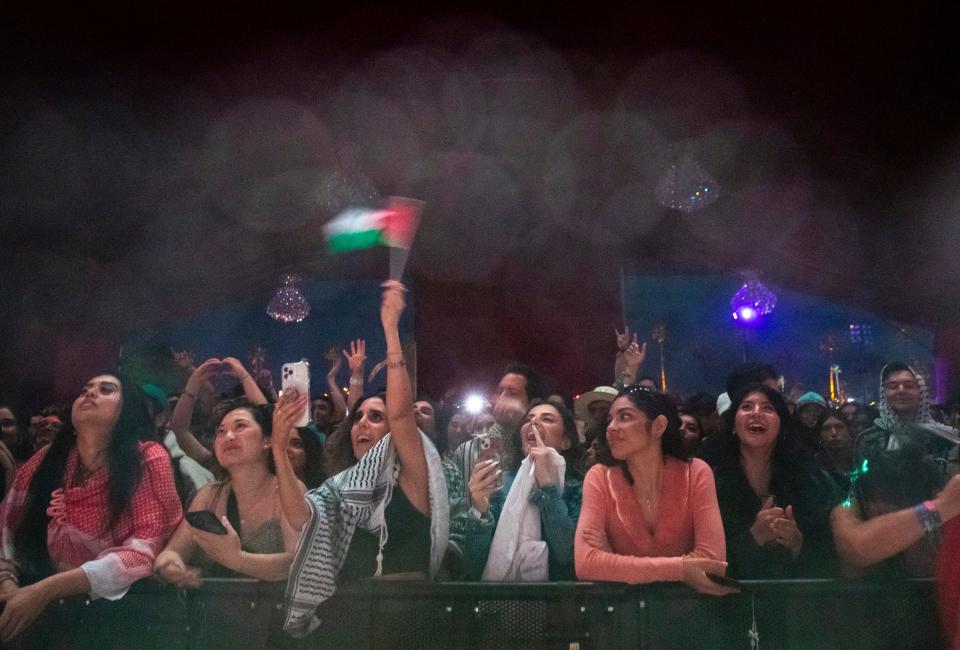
[875, 363, 960, 449]
[283, 431, 449, 637]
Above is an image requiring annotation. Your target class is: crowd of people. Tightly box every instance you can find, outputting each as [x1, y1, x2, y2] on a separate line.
[0, 281, 959, 645]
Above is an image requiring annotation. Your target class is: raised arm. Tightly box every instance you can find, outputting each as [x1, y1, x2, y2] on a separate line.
[831, 473, 960, 567]
[221, 357, 268, 405]
[344, 339, 367, 412]
[613, 328, 646, 388]
[381, 281, 429, 515]
[325, 347, 348, 420]
[169, 358, 219, 466]
[272, 394, 311, 532]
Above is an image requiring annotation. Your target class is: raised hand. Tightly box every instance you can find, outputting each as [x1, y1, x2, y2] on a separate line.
[615, 327, 631, 352]
[185, 358, 221, 394]
[220, 357, 251, 382]
[324, 347, 343, 377]
[343, 339, 367, 374]
[623, 338, 647, 369]
[527, 426, 557, 488]
[273, 391, 308, 451]
[171, 348, 196, 373]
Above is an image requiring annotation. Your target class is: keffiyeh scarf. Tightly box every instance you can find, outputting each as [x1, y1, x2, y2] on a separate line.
[875, 364, 960, 449]
[283, 431, 449, 638]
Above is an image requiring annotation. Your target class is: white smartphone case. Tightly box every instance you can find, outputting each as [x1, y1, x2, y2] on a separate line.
[281, 361, 311, 427]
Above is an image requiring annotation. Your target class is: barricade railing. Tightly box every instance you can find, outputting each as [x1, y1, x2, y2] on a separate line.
[23, 577, 941, 649]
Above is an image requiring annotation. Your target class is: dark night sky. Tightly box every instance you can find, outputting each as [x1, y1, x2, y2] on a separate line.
[2, 2, 960, 400]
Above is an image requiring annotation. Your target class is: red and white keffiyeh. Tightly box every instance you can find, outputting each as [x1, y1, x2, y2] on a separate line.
[0, 441, 182, 599]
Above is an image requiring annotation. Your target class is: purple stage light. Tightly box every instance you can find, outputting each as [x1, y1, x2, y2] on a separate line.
[733, 305, 757, 322]
[730, 273, 776, 326]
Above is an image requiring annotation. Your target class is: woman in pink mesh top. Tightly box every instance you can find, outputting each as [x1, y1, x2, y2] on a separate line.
[574, 385, 734, 595]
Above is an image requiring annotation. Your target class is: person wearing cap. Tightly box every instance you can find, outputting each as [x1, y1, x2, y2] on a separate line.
[794, 392, 829, 450]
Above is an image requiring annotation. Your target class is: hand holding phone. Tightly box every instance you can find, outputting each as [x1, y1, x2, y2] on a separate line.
[706, 572, 745, 592]
[281, 361, 311, 427]
[185, 510, 228, 535]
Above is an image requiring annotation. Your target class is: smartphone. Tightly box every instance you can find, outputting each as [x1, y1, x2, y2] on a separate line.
[185, 510, 228, 535]
[476, 430, 503, 489]
[705, 572, 744, 591]
[281, 360, 311, 427]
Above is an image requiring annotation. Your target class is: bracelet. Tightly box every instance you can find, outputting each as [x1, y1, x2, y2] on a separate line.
[349, 377, 363, 385]
[386, 359, 406, 369]
[182, 390, 198, 401]
[238, 373, 251, 382]
[385, 351, 405, 357]
[914, 501, 942, 544]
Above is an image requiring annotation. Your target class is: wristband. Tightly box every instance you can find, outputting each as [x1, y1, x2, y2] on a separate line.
[914, 500, 942, 544]
[182, 390, 198, 401]
[349, 377, 363, 385]
[386, 359, 406, 369]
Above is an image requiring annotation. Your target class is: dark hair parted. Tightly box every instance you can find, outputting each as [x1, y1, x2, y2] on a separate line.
[725, 362, 779, 397]
[324, 393, 386, 477]
[15, 374, 154, 579]
[518, 399, 583, 477]
[718, 383, 804, 464]
[595, 385, 689, 482]
[210, 399, 275, 479]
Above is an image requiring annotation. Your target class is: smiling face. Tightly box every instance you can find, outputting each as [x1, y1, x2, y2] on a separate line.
[734, 391, 781, 452]
[214, 407, 269, 470]
[71, 374, 123, 432]
[883, 370, 921, 417]
[520, 403, 571, 456]
[604, 396, 664, 461]
[351, 397, 389, 460]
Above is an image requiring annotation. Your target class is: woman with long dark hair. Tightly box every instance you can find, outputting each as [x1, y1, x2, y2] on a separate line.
[464, 399, 583, 580]
[574, 385, 731, 593]
[274, 281, 450, 638]
[712, 384, 839, 579]
[0, 374, 182, 642]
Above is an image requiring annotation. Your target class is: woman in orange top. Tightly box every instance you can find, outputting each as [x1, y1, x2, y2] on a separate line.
[574, 385, 734, 595]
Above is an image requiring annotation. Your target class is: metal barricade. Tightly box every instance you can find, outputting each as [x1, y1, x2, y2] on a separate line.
[16, 578, 941, 649]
